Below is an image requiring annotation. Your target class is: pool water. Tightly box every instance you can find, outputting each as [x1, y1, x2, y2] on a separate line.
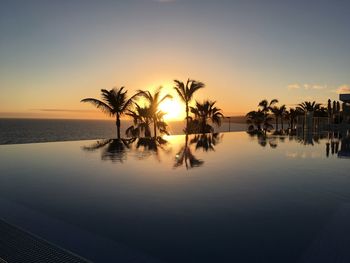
[1, 132, 350, 263]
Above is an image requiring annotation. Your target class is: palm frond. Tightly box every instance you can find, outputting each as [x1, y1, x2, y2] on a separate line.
[80, 98, 114, 116]
[82, 139, 113, 151]
[174, 86, 186, 102]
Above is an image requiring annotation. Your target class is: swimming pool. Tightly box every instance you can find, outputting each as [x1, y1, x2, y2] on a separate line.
[1, 132, 350, 262]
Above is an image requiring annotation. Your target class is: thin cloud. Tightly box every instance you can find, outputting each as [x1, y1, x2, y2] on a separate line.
[335, 84, 350, 94]
[303, 84, 327, 90]
[34, 109, 96, 113]
[287, 83, 301, 90]
[288, 83, 328, 90]
[153, 0, 175, 3]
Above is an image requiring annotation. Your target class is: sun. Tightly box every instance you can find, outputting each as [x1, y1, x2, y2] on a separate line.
[159, 98, 184, 121]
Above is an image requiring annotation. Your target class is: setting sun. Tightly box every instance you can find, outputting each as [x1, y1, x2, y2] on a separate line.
[159, 98, 184, 121]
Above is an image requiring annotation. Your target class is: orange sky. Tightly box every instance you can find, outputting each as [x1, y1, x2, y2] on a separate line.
[0, 1, 348, 120]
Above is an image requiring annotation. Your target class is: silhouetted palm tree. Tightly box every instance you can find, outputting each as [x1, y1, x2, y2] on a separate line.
[297, 101, 321, 112]
[246, 110, 265, 132]
[138, 87, 172, 137]
[190, 100, 224, 133]
[154, 111, 170, 135]
[126, 104, 152, 137]
[271, 107, 280, 131]
[81, 87, 141, 139]
[262, 115, 274, 134]
[173, 79, 205, 132]
[258, 99, 278, 113]
[285, 108, 302, 130]
[247, 99, 277, 134]
[314, 106, 328, 117]
[126, 103, 170, 138]
[271, 105, 286, 131]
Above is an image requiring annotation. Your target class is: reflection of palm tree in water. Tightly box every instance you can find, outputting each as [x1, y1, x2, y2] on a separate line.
[295, 131, 329, 146]
[83, 137, 169, 162]
[82, 138, 135, 163]
[338, 131, 350, 158]
[174, 133, 223, 169]
[325, 132, 341, 158]
[328, 134, 340, 157]
[258, 135, 277, 148]
[135, 137, 169, 161]
[190, 133, 223, 151]
[174, 134, 204, 169]
[247, 132, 278, 148]
[326, 142, 330, 157]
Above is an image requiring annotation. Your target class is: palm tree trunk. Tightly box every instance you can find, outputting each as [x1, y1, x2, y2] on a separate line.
[281, 117, 284, 130]
[275, 116, 278, 131]
[145, 125, 151, 137]
[186, 102, 189, 134]
[202, 117, 206, 133]
[116, 114, 121, 139]
[153, 119, 157, 138]
[184, 133, 189, 169]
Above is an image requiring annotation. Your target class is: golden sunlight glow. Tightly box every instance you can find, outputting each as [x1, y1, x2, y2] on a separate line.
[159, 98, 184, 121]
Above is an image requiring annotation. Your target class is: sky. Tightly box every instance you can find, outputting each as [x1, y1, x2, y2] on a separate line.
[1, 0, 350, 119]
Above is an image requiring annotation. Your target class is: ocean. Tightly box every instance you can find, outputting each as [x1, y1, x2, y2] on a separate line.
[0, 119, 247, 145]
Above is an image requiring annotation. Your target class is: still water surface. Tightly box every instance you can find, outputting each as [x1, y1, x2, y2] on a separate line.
[0, 132, 350, 262]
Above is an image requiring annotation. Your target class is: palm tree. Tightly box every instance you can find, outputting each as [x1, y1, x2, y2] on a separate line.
[246, 110, 265, 132]
[125, 104, 152, 137]
[190, 100, 224, 133]
[154, 111, 170, 136]
[258, 99, 278, 114]
[285, 108, 301, 131]
[297, 101, 322, 131]
[272, 105, 286, 131]
[246, 109, 274, 135]
[262, 115, 274, 134]
[314, 106, 328, 117]
[138, 87, 172, 137]
[174, 79, 205, 132]
[81, 87, 141, 139]
[271, 107, 280, 131]
[297, 101, 321, 112]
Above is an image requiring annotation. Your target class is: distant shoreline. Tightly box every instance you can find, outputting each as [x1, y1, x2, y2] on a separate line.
[0, 118, 247, 145]
[0, 116, 247, 123]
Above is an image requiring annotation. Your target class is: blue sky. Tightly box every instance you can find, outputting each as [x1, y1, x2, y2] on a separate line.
[0, 0, 349, 118]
